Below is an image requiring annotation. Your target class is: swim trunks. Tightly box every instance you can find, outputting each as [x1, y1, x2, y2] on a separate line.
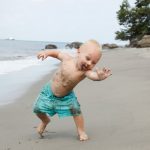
[33, 82, 81, 118]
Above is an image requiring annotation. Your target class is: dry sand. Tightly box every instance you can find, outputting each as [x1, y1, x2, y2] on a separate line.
[0, 48, 150, 150]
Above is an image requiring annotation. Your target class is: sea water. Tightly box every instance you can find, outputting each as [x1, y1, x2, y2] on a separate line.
[0, 39, 72, 106]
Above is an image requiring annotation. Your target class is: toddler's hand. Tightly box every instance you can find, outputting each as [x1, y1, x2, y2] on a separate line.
[37, 51, 47, 61]
[95, 67, 112, 80]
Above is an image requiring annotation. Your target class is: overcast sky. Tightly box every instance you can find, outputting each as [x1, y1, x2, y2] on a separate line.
[0, 0, 136, 44]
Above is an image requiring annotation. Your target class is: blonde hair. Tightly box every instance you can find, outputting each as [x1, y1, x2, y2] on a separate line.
[80, 39, 102, 51]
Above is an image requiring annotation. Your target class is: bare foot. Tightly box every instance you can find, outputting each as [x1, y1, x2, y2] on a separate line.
[78, 132, 89, 141]
[37, 122, 48, 138]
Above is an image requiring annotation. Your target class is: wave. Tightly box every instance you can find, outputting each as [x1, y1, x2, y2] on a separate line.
[0, 56, 40, 75]
[0, 56, 60, 75]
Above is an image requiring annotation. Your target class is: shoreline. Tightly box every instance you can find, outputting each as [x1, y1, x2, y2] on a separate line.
[0, 47, 150, 150]
[0, 71, 53, 108]
[0, 58, 59, 106]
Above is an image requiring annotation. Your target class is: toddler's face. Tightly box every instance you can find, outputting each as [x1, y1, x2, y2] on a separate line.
[77, 44, 101, 71]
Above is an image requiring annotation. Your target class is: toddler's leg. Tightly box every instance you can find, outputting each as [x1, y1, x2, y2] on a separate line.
[36, 113, 50, 138]
[73, 115, 88, 141]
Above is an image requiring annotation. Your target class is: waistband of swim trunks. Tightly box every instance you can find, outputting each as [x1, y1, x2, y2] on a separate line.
[46, 80, 76, 100]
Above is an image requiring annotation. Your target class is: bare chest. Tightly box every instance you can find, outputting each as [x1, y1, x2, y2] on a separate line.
[60, 61, 83, 84]
[61, 61, 83, 80]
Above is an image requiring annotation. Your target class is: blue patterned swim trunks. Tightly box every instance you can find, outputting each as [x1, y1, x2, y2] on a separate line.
[33, 82, 81, 118]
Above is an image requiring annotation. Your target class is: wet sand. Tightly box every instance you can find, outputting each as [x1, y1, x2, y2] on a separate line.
[0, 48, 150, 150]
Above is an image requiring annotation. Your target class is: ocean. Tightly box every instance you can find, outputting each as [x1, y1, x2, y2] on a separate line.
[0, 40, 67, 74]
[0, 39, 68, 106]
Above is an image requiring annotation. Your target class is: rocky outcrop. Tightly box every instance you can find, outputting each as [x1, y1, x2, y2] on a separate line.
[137, 35, 150, 48]
[129, 35, 150, 48]
[102, 43, 119, 49]
[129, 38, 139, 47]
[65, 42, 83, 49]
[45, 44, 57, 49]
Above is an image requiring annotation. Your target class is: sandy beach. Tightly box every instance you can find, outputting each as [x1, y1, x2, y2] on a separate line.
[0, 47, 150, 150]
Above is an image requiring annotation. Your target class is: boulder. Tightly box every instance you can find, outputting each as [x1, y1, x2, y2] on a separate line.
[45, 44, 57, 49]
[102, 43, 119, 49]
[65, 42, 83, 49]
[129, 38, 139, 47]
[137, 35, 150, 48]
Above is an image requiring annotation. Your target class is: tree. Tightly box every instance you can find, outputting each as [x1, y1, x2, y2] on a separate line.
[134, 0, 150, 36]
[115, 0, 150, 44]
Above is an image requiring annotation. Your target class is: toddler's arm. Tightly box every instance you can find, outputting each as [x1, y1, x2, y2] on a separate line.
[85, 67, 112, 81]
[37, 49, 70, 61]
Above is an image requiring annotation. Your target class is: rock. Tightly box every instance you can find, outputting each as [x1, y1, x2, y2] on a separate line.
[65, 42, 83, 49]
[45, 44, 57, 49]
[137, 35, 150, 48]
[129, 38, 139, 47]
[102, 43, 119, 49]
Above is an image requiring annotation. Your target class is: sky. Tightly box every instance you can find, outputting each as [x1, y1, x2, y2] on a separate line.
[0, 0, 136, 44]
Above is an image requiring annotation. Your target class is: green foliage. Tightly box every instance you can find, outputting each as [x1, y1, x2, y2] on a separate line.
[115, 0, 150, 42]
[135, 0, 150, 7]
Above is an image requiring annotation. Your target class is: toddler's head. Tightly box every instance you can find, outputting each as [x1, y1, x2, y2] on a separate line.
[77, 40, 102, 71]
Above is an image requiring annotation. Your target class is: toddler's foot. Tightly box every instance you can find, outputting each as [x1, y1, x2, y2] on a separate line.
[78, 132, 89, 141]
[37, 122, 48, 138]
